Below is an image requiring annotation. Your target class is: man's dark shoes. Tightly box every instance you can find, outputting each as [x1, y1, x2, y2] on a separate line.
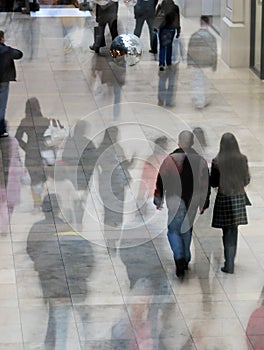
[0, 131, 8, 138]
[175, 258, 185, 278]
[221, 267, 234, 274]
[149, 49, 157, 54]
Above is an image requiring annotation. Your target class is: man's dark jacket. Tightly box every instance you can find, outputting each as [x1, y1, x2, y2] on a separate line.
[0, 42, 23, 82]
[154, 147, 210, 224]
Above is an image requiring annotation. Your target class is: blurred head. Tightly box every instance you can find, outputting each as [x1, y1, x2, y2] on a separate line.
[42, 193, 60, 215]
[25, 97, 42, 118]
[74, 120, 89, 137]
[193, 127, 207, 148]
[178, 130, 194, 149]
[154, 136, 168, 149]
[200, 15, 210, 27]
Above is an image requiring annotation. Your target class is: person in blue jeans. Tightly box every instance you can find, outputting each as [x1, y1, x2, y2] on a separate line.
[157, 0, 180, 71]
[154, 130, 210, 278]
[0, 30, 23, 137]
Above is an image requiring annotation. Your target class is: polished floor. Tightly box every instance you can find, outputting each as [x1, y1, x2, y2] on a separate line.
[0, 5, 264, 350]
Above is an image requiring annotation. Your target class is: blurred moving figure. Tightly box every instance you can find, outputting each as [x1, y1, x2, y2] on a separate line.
[15, 97, 51, 211]
[0, 136, 21, 233]
[210, 133, 251, 274]
[90, 1, 119, 54]
[27, 194, 94, 348]
[133, 0, 158, 54]
[187, 15, 217, 109]
[137, 136, 168, 216]
[158, 35, 185, 107]
[154, 130, 210, 278]
[91, 53, 126, 120]
[97, 126, 134, 250]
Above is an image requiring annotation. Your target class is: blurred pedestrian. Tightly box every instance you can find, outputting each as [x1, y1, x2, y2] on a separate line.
[187, 15, 217, 108]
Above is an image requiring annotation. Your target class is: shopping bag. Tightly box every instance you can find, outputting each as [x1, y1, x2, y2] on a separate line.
[43, 119, 69, 148]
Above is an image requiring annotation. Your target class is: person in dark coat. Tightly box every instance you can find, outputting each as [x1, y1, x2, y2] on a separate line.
[157, 0, 180, 70]
[154, 130, 210, 277]
[0, 30, 23, 137]
[90, 1, 119, 54]
[210, 132, 251, 274]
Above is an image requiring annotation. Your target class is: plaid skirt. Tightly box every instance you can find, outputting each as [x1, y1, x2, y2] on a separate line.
[212, 193, 248, 228]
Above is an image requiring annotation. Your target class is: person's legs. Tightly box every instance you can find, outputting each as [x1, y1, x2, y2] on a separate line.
[165, 29, 175, 66]
[158, 29, 166, 67]
[109, 18, 118, 40]
[158, 70, 168, 106]
[167, 199, 189, 277]
[165, 64, 178, 106]
[0, 82, 9, 135]
[146, 17, 156, 52]
[222, 226, 238, 273]
[134, 16, 145, 38]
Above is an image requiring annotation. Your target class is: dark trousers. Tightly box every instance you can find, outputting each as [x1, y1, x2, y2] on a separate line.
[0, 82, 9, 134]
[158, 28, 175, 66]
[222, 226, 238, 272]
[94, 19, 118, 50]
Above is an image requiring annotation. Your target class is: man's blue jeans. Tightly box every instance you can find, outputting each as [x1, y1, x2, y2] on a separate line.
[0, 82, 9, 134]
[167, 198, 192, 262]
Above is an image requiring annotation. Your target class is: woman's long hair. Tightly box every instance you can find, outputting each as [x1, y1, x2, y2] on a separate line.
[216, 133, 247, 194]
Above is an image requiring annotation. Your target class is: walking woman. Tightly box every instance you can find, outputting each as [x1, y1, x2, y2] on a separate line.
[210, 133, 251, 274]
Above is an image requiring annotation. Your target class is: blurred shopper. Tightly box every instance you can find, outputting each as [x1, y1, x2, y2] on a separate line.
[210, 133, 251, 274]
[158, 35, 185, 107]
[27, 194, 94, 348]
[187, 15, 217, 108]
[0, 135, 21, 233]
[157, 0, 180, 71]
[0, 30, 23, 137]
[90, 1, 119, 54]
[133, 0, 158, 54]
[15, 97, 51, 211]
[154, 130, 210, 278]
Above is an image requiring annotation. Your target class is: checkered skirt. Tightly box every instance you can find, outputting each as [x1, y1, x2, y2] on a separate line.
[212, 193, 248, 228]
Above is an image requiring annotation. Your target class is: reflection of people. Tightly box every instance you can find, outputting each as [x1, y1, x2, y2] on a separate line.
[154, 130, 210, 277]
[61, 120, 98, 227]
[137, 136, 168, 216]
[133, 0, 158, 53]
[91, 53, 126, 120]
[90, 2, 119, 54]
[158, 36, 185, 107]
[27, 194, 94, 347]
[187, 15, 217, 109]
[97, 126, 134, 249]
[210, 133, 250, 274]
[157, 0, 180, 71]
[0, 136, 21, 233]
[15, 97, 50, 210]
[0, 30, 23, 137]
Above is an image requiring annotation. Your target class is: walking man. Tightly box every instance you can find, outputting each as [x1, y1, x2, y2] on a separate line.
[0, 30, 23, 137]
[154, 130, 210, 277]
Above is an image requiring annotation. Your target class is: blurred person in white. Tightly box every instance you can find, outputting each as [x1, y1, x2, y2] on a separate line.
[187, 15, 217, 109]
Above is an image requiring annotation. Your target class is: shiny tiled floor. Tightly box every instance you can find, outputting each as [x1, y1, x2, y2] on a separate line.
[0, 5, 264, 350]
